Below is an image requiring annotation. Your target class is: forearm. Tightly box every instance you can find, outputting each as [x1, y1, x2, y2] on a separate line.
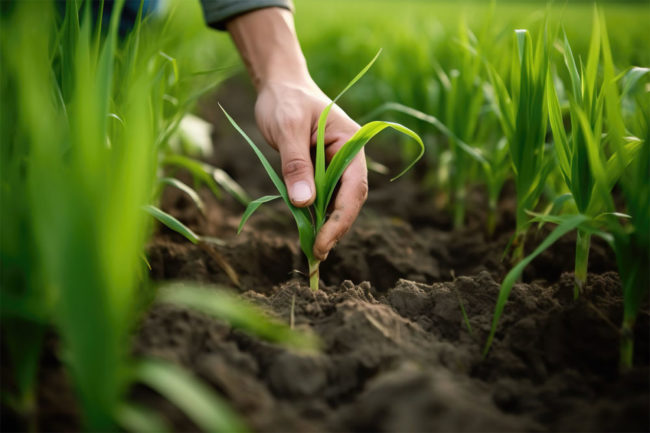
[225, 8, 312, 91]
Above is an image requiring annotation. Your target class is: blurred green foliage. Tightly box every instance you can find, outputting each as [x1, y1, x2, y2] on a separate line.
[297, 0, 649, 105]
[0, 0, 311, 430]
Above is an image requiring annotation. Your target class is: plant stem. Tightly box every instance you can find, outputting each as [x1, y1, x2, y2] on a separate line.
[574, 229, 591, 299]
[511, 231, 526, 265]
[486, 198, 497, 238]
[453, 199, 465, 230]
[512, 204, 528, 263]
[308, 259, 320, 291]
[619, 318, 635, 371]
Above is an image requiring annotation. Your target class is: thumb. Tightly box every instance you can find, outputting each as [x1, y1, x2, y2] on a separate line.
[277, 128, 316, 207]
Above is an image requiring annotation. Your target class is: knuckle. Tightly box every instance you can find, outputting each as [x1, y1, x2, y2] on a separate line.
[358, 178, 369, 203]
[282, 157, 311, 179]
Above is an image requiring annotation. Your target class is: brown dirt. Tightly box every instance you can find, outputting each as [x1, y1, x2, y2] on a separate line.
[141, 188, 649, 432]
[3, 77, 648, 432]
[135, 79, 649, 432]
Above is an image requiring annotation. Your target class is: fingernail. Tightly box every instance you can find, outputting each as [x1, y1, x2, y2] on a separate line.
[290, 181, 311, 203]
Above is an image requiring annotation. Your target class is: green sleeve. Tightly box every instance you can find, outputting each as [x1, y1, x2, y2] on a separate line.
[199, 0, 294, 30]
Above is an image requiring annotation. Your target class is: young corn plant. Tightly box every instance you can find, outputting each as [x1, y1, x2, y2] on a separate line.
[223, 52, 424, 291]
[362, 17, 511, 235]
[545, 12, 627, 298]
[484, 13, 648, 370]
[600, 19, 649, 370]
[488, 27, 552, 261]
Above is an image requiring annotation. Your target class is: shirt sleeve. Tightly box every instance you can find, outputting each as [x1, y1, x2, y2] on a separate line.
[199, 0, 294, 30]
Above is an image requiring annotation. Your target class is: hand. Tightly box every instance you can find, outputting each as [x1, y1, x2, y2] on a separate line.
[226, 7, 368, 261]
[255, 79, 367, 261]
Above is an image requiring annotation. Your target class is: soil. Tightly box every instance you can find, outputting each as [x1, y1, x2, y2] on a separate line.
[3, 76, 649, 432]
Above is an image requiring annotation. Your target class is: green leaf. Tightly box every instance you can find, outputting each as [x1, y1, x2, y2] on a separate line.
[136, 359, 249, 433]
[162, 154, 222, 200]
[219, 104, 316, 261]
[621, 67, 650, 98]
[157, 283, 320, 350]
[211, 167, 251, 206]
[144, 205, 200, 244]
[315, 49, 383, 212]
[238, 195, 281, 234]
[323, 121, 424, 210]
[159, 177, 205, 214]
[546, 70, 571, 185]
[115, 402, 170, 433]
[363, 102, 489, 168]
[583, 9, 601, 107]
[218, 105, 286, 197]
[604, 137, 642, 189]
[483, 214, 590, 356]
[575, 106, 614, 212]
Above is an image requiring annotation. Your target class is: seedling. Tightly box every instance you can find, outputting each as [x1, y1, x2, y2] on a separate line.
[545, 13, 616, 298]
[483, 11, 649, 370]
[222, 51, 424, 290]
[488, 27, 551, 262]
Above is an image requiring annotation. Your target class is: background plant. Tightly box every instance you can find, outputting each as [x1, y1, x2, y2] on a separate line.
[482, 11, 649, 369]
[545, 12, 643, 298]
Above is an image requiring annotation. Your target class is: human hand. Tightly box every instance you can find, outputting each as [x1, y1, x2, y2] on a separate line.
[255, 79, 367, 261]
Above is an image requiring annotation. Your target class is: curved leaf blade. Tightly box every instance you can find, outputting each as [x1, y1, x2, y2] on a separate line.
[159, 177, 205, 214]
[483, 214, 589, 357]
[315, 49, 383, 217]
[162, 154, 221, 200]
[144, 205, 199, 244]
[136, 359, 249, 433]
[238, 195, 281, 233]
[219, 105, 316, 261]
[115, 403, 170, 433]
[218, 104, 287, 197]
[157, 284, 320, 350]
[322, 121, 424, 210]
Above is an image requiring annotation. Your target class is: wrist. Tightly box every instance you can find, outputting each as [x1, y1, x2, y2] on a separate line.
[226, 7, 312, 92]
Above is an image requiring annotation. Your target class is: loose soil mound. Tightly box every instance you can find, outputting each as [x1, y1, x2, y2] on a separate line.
[138, 80, 649, 432]
[142, 187, 649, 432]
[3, 78, 648, 432]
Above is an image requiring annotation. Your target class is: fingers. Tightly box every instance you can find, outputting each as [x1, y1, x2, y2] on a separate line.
[276, 116, 316, 207]
[313, 151, 368, 261]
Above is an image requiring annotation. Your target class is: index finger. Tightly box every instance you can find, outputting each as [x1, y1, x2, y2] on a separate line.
[313, 151, 368, 261]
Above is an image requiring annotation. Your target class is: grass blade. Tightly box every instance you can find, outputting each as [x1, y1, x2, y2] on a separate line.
[237, 195, 281, 233]
[159, 177, 205, 214]
[157, 283, 320, 350]
[162, 154, 222, 200]
[483, 214, 589, 356]
[212, 167, 251, 206]
[364, 102, 490, 167]
[115, 403, 170, 433]
[315, 49, 383, 214]
[323, 121, 424, 208]
[136, 359, 249, 433]
[144, 205, 200, 244]
[219, 104, 316, 261]
[218, 104, 286, 197]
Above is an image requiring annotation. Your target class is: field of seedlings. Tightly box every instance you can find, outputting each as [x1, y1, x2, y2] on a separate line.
[1, 0, 649, 432]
